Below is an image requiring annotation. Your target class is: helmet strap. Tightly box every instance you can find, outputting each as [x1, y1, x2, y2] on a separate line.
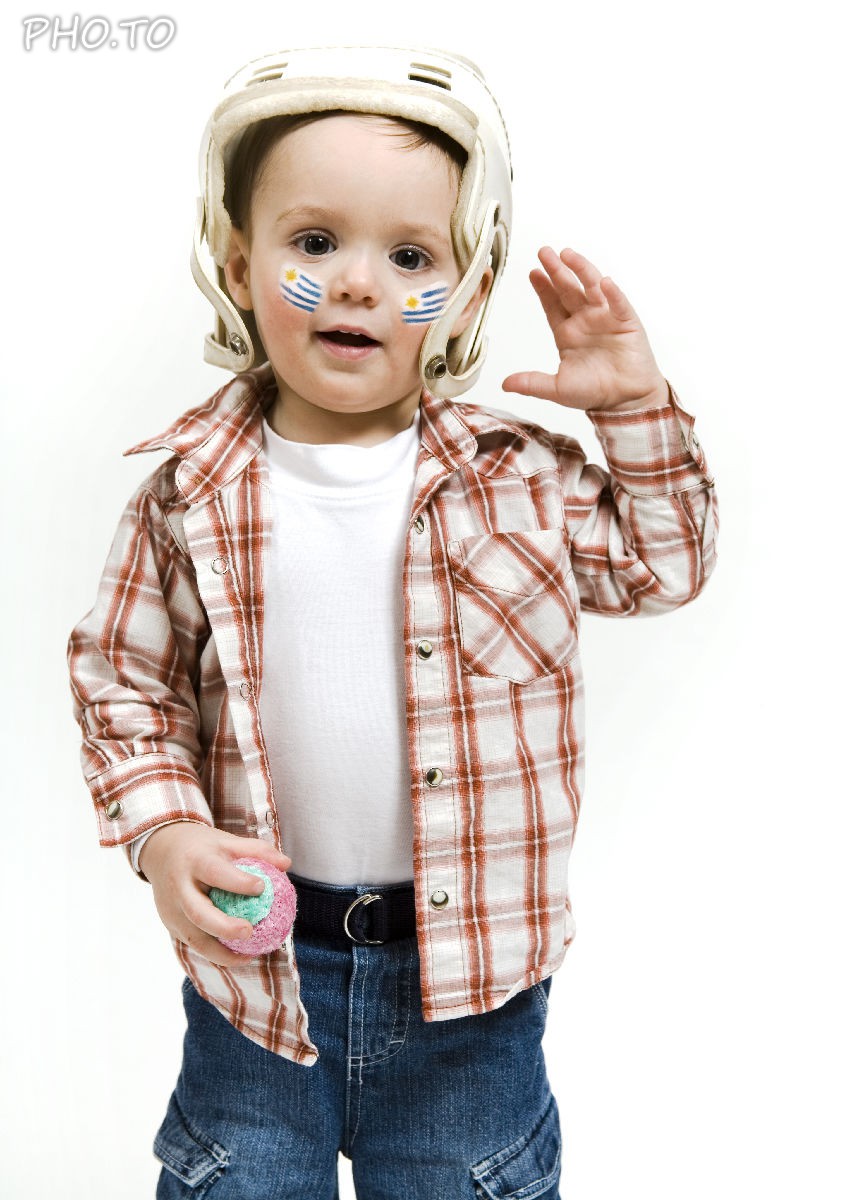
[419, 199, 504, 399]
[191, 199, 256, 371]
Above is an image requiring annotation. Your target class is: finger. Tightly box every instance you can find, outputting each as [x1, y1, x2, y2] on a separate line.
[529, 270, 572, 333]
[556, 247, 606, 305]
[532, 257, 585, 312]
[174, 921, 257, 968]
[223, 832, 291, 873]
[599, 275, 637, 323]
[502, 370, 561, 403]
[183, 886, 257, 945]
[202, 855, 270, 897]
[538, 246, 601, 311]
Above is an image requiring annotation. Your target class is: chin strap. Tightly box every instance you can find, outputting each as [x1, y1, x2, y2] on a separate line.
[418, 199, 506, 399]
[190, 198, 256, 372]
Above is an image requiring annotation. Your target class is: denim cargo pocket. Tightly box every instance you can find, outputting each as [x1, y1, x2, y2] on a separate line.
[448, 529, 578, 684]
[153, 1091, 230, 1194]
[470, 1092, 562, 1199]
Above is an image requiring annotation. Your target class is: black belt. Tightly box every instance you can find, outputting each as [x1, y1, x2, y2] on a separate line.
[290, 875, 417, 945]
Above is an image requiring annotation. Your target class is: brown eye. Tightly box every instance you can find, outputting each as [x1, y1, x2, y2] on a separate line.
[301, 234, 332, 255]
[391, 247, 427, 270]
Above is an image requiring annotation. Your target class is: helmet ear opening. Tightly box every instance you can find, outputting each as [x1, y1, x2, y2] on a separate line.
[421, 204, 508, 399]
[191, 198, 264, 372]
[449, 220, 506, 373]
[214, 267, 268, 369]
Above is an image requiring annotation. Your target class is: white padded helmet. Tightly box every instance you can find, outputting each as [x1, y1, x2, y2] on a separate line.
[191, 45, 512, 398]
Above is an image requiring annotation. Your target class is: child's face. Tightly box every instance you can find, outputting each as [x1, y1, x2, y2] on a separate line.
[225, 114, 489, 440]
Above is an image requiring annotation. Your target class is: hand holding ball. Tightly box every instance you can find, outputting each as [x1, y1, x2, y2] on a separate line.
[210, 858, 297, 955]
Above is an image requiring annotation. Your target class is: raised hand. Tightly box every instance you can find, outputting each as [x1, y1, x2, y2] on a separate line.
[502, 246, 671, 413]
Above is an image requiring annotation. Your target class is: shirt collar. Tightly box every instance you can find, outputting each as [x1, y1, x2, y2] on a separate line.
[124, 361, 530, 504]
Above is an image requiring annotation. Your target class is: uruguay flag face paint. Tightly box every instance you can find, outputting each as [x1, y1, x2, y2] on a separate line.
[279, 265, 323, 313]
[400, 283, 449, 324]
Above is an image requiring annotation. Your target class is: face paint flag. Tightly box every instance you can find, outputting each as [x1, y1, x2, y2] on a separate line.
[279, 266, 323, 312]
[401, 283, 449, 323]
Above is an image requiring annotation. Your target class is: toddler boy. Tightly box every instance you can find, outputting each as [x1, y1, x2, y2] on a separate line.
[68, 46, 717, 1198]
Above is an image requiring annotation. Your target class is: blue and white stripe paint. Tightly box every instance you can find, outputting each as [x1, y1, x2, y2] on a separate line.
[400, 283, 449, 324]
[279, 265, 323, 313]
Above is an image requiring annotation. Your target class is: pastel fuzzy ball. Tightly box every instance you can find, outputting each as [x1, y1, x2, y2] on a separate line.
[210, 858, 297, 956]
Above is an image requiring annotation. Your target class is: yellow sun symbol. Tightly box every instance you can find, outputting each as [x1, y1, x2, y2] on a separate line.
[285, 268, 298, 282]
[405, 296, 419, 309]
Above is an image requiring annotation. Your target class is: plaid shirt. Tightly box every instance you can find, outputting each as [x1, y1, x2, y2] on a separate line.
[67, 362, 717, 1066]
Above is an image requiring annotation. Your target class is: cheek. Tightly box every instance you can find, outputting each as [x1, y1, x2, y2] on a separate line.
[398, 281, 450, 325]
[277, 263, 324, 314]
[254, 264, 320, 344]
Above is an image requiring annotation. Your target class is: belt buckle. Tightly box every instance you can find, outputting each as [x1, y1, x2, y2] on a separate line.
[344, 893, 384, 945]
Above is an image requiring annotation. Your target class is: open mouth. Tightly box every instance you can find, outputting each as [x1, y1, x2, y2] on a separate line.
[319, 330, 380, 347]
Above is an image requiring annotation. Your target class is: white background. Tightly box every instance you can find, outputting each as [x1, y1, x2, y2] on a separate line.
[2, 1, 849, 1196]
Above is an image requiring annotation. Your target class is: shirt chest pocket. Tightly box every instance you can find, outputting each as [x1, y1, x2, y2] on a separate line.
[447, 528, 579, 685]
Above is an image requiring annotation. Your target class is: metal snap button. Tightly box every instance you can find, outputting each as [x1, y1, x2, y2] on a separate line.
[429, 889, 449, 910]
[105, 800, 123, 820]
[413, 515, 425, 533]
[211, 557, 230, 575]
[425, 767, 443, 787]
[416, 639, 433, 659]
[425, 355, 447, 381]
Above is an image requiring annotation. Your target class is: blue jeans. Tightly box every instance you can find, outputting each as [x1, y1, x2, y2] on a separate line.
[153, 877, 561, 1199]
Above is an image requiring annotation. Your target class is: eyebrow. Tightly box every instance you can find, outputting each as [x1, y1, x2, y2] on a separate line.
[274, 206, 452, 248]
[273, 206, 336, 228]
[401, 224, 453, 249]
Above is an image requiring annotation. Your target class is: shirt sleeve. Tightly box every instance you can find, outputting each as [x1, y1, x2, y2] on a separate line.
[556, 383, 718, 615]
[67, 476, 215, 881]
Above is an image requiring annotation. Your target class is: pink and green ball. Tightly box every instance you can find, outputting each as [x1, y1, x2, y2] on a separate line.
[209, 858, 297, 955]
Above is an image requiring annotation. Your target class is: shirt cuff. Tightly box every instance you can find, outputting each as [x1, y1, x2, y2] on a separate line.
[585, 382, 714, 496]
[87, 751, 214, 847]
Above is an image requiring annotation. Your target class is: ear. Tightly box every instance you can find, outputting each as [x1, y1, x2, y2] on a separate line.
[224, 227, 253, 310]
[449, 266, 493, 339]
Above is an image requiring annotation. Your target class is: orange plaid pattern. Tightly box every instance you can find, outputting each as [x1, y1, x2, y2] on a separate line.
[68, 362, 717, 1066]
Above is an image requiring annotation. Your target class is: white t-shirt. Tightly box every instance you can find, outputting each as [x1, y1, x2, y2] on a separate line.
[257, 407, 421, 884]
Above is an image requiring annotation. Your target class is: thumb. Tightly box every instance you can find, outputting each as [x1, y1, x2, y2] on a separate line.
[502, 371, 560, 403]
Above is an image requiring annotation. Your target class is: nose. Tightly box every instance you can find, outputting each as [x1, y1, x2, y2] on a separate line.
[327, 247, 380, 307]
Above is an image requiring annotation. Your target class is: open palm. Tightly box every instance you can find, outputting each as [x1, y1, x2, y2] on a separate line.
[502, 246, 669, 413]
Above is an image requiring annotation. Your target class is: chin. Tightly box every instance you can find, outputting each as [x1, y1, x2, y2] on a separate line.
[310, 387, 411, 415]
